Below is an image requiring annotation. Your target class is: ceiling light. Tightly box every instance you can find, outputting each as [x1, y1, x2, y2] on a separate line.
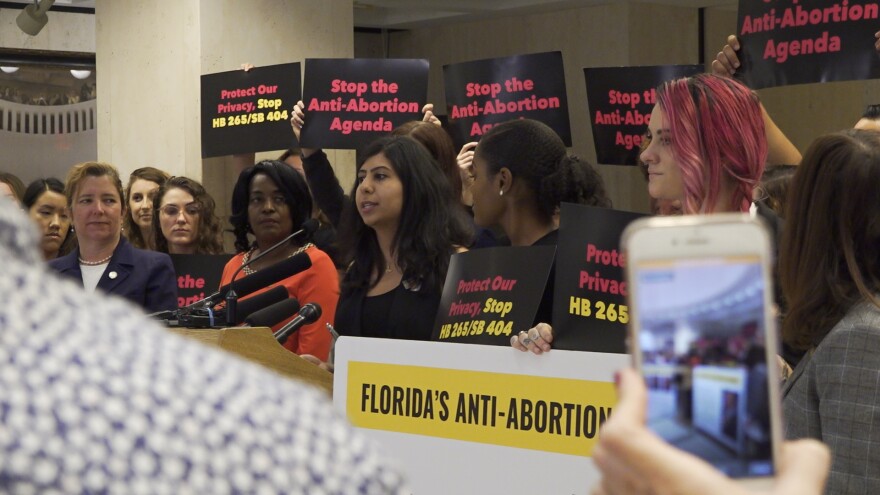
[0, 67, 20, 74]
[70, 69, 91, 79]
[16, 0, 56, 36]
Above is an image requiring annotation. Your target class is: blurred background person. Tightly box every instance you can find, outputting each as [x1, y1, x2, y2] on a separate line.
[49, 162, 177, 313]
[152, 176, 224, 255]
[23, 178, 73, 260]
[123, 166, 170, 250]
[755, 164, 797, 219]
[0, 171, 25, 204]
[779, 129, 880, 493]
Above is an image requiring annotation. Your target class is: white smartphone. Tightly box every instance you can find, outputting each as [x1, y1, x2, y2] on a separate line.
[622, 214, 782, 488]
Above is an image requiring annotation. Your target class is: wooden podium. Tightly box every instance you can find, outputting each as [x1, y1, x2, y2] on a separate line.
[168, 326, 333, 394]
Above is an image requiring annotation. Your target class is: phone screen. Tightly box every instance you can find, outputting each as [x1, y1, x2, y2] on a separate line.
[633, 255, 773, 478]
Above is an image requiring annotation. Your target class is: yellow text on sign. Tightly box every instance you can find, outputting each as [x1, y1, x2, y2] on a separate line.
[346, 362, 617, 457]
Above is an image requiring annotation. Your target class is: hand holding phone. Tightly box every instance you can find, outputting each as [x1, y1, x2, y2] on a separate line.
[622, 214, 782, 488]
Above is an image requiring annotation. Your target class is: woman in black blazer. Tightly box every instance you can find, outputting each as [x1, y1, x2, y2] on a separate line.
[49, 162, 177, 313]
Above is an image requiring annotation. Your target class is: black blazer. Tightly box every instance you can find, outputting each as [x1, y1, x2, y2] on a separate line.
[49, 237, 178, 313]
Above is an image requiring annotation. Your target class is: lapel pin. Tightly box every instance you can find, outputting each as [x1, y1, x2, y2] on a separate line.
[108, 271, 118, 280]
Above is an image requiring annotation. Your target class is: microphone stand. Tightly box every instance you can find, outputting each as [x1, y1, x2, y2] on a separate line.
[225, 219, 317, 326]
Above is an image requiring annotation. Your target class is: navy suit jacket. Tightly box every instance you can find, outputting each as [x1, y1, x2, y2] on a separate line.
[49, 237, 178, 313]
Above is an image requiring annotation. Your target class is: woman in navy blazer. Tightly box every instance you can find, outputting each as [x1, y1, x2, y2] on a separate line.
[49, 162, 177, 313]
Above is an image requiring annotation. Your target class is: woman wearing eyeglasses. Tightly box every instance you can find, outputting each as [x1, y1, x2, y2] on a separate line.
[152, 176, 225, 255]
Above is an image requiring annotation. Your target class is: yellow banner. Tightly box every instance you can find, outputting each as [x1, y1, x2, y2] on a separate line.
[346, 361, 617, 457]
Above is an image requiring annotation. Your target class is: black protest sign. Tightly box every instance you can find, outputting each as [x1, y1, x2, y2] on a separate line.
[299, 58, 429, 149]
[170, 254, 232, 308]
[584, 65, 702, 166]
[201, 63, 301, 158]
[443, 51, 571, 148]
[736, 0, 880, 89]
[552, 203, 645, 353]
[432, 246, 556, 345]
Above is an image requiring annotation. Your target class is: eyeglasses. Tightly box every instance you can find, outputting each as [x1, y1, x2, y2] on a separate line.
[160, 203, 201, 218]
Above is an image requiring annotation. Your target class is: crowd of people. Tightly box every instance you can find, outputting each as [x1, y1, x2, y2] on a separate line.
[3, 31, 880, 494]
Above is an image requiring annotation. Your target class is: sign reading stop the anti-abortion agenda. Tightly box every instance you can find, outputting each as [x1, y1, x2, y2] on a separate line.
[201, 62, 301, 158]
[298, 58, 428, 150]
[443, 51, 571, 148]
[431, 246, 556, 346]
[736, 0, 880, 89]
[584, 65, 702, 166]
[552, 203, 645, 354]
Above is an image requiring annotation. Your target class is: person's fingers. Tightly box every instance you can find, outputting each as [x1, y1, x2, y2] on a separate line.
[527, 323, 553, 353]
[727, 34, 740, 51]
[421, 103, 434, 114]
[772, 439, 831, 495]
[300, 354, 323, 366]
[510, 332, 529, 352]
[610, 369, 647, 425]
[722, 44, 740, 69]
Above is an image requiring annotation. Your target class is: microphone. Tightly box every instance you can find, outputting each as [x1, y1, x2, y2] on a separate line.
[225, 218, 319, 325]
[244, 297, 301, 328]
[274, 302, 322, 345]
[234, 286, 289, 325]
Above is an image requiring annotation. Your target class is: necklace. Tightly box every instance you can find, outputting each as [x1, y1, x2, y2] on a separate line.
[241, 243, 313, 276]
[78, 254, 112, 266]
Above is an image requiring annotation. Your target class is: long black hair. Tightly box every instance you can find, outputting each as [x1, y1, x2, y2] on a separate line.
[340, 136, 472, 295]
[229, 160, 312, 253]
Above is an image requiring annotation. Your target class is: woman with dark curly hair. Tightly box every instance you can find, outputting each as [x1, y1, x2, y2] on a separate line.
[124, 167, 170, 250]
[152, 176, 224, 255]
[220, 160, 337, 359]
[334, 135, 473, 341]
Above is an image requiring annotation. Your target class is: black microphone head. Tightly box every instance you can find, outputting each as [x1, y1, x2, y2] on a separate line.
[299, 302, 322, 324]
[236, 286, 288, 324]
[218, 252, 313, 301]
[299, 218, 319, 238]
[245, 297, 301, 328]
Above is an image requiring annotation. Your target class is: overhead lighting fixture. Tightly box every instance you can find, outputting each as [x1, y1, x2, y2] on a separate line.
[16, 0, 56, 36]
[70, 69, 91, 79]
[0, 67, 20, 74]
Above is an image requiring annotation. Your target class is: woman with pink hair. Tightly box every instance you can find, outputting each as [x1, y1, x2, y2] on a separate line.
[640, 73, 767, 215]
[516, 73, 788, 354]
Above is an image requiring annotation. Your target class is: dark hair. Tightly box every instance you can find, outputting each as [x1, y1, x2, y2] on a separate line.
[124, 166, 170, 249]
[23, 177, 76, 256]
[780, 130, 880, 351]
[277, 148, 302, 162]
[392, 121, 462, 203]
[230, 160, 313, 253]
[862, 104, 880, 120]
[152, 176, 225, 254]
[340, 136, 472, 295]
[0, 172, 25, 201]
[476, 119, 611, 219]
[756, 164, 797, 218]
[23, 177, 65, 209]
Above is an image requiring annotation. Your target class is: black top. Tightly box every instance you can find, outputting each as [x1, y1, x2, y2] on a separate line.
[301, 150, 348, 228]
[360, 286, 397, 338]
[335, 279, 440, 341]
[531, 229, 559, 327]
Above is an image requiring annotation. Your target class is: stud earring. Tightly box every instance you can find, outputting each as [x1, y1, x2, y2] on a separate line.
[499, 189, 504, 197]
